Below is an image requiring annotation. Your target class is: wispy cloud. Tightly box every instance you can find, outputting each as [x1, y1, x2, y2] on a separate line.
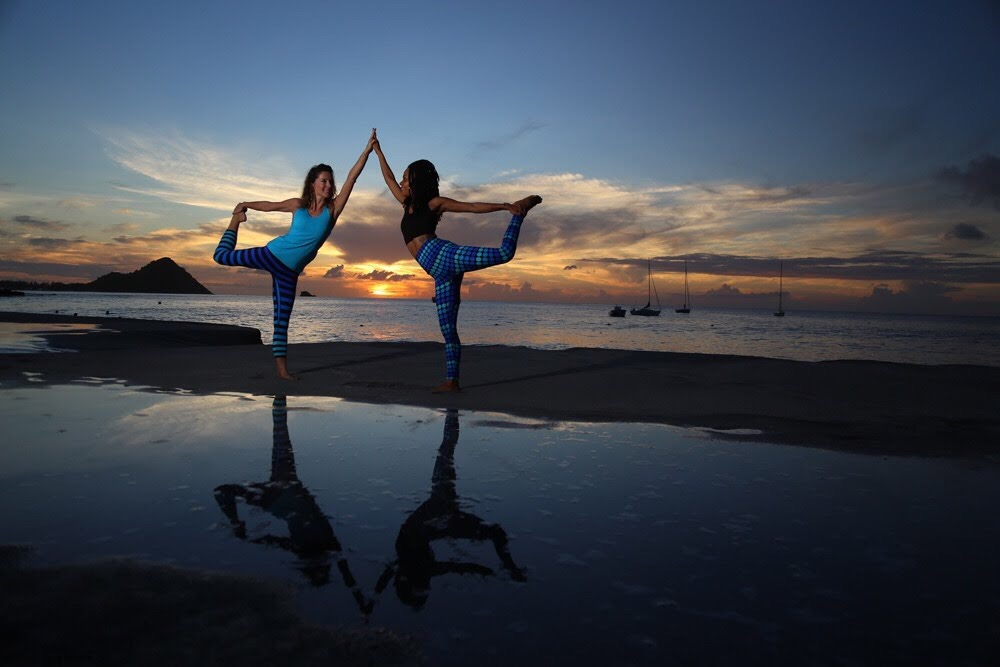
[58, 196, 107, 210]
[96, 127, 297, 210]
[9, 215, 72, 231]
[590, 252, 1000, 284]
[474, 121, 547, 153]
[112, 208, 159, 218]
[101, 222, 139, 235]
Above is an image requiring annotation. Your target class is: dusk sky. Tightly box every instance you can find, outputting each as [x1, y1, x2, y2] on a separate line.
[1, 0, 998, 315]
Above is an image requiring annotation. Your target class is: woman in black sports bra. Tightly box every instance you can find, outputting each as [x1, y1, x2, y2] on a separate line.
[372, 131, 542, 392]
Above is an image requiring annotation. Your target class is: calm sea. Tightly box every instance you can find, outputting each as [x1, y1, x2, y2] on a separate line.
[3, 291, 998, 366]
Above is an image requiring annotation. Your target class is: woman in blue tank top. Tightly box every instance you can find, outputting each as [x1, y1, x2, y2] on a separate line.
[372, 130, 542, 393]
[213, 130, 375, 379]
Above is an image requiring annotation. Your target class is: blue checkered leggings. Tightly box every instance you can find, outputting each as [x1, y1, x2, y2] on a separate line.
[213, 229, 298, 358]
[415, 215, 524, 380]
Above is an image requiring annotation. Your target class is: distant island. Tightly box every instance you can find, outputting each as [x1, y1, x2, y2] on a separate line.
[0, 258, 212, 295]
[300, 290, 316, 297]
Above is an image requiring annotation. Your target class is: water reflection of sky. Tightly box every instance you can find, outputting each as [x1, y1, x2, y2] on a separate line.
[0, 322, 101, 353]
[2, 383, 998, 665]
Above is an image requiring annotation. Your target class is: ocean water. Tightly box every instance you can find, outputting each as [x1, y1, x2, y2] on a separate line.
[2, 383, 998, 665]
[4, 291, 999, 366]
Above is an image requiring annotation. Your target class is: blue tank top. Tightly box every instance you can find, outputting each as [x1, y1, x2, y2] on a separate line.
[266, 206, 333, 272]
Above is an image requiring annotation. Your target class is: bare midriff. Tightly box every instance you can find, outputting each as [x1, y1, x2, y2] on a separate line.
[406, 233, 436, 259]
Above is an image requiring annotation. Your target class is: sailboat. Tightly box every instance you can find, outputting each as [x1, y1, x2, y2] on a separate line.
[630, 259, 661, 316]
[774, 260, 785, 317]
[675, 259, 691, 314]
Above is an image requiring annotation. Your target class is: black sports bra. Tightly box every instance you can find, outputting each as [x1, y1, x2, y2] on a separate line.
[400, 206, 439, 244]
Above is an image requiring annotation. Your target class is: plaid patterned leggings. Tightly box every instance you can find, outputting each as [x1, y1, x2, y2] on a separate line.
[415, 215, 524, 380]
[213, 229, 299, 358]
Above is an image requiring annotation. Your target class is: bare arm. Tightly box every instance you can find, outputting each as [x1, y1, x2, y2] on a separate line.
[432, 197, 515, 215]
[372, 134, 405, 204]
[332, 129, 376, 220]
[234, 198, 301, 214]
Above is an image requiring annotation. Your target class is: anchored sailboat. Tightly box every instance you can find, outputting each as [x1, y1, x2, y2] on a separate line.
[675, 259, 691, 314]
[774, 260, 785, 317]
[631, 259, 661, 316]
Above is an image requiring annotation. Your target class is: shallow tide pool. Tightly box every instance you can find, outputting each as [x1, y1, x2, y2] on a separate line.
[1, 382, 997, 665]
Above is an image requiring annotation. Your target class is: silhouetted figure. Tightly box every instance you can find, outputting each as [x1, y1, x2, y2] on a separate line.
[375, 409, 526, 609]
[214, 396, 372, 617]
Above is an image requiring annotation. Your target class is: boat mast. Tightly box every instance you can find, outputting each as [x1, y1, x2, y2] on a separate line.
[650, 259, 660, 308]
[683, 260, 689, 308]
[774, 260, 785, 316]
[646, 259, 651, 308]
[778, 261, 783, 311]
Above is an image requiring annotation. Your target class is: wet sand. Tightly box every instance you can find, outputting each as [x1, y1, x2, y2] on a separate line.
[1, 312, 997, 456]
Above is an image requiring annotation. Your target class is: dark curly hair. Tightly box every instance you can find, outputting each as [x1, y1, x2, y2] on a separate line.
[300, 164, 335, 211]
[404, 159, 442, 224]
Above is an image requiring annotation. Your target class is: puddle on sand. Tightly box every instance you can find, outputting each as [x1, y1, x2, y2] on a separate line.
[0, 322, 104, 353]
[1, 383, 998, 666]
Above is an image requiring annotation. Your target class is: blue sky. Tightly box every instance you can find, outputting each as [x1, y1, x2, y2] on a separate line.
[1, 0, 998, 314]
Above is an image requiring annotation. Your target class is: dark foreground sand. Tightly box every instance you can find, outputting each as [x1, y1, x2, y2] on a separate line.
[2, 312, 998, 456]
[0, 546, 417, 667]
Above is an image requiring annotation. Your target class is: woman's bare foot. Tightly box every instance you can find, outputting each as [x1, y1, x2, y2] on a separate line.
[227, 211, 247, 231]
[432, 380, 461, 393]
[275, 358, 299, 380]
[511, 195, 542, 217]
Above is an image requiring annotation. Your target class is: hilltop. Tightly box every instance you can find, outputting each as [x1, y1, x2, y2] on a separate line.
[0, 258, 211, 295]
[85, 258, 211, 294]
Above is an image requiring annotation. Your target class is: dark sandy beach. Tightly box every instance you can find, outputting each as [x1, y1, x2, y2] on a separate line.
[1, 312, 997, 456]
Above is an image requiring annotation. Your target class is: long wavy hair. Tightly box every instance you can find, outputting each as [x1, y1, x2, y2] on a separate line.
[404, 159, 442, 224]
[300, 164, 335, 211]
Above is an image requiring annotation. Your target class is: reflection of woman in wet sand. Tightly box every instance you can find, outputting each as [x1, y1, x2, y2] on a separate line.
[372, 132, 542, 392]
[214, 396, 371, 616]
[376, 409, 526, 609]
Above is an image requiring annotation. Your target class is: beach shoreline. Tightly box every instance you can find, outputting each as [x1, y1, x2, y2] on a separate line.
[1, 312, 997, 457]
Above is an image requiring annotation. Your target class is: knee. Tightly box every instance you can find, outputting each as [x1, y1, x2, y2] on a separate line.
[498, 246, 515, 263]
